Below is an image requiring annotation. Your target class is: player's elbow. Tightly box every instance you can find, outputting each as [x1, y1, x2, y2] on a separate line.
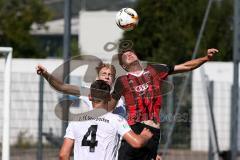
[181, 65, 194, 72]
[58, 85, 75, 95]
[173, 64, 192, 74]
[130, 139, 145, 148]
[59, 151, 69, 160]
[124, 131, 148, 148]
[49, 83, 65, 93]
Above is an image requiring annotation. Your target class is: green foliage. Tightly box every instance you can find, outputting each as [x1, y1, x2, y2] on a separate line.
[0, 0, 52, 58]
[123, 0, 233, 64]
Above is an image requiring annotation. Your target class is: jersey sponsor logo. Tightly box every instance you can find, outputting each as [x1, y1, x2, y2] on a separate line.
[134, 83, 149, 92]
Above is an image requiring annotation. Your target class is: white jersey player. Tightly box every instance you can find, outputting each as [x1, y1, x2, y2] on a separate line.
[59, 80, 153, 160]
[64, 113, 130, 160]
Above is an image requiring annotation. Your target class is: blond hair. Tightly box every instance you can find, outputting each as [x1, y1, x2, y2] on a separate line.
[96, 63, 116, 80]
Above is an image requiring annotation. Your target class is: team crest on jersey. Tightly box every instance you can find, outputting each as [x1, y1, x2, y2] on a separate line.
[129, 79, 134, 84]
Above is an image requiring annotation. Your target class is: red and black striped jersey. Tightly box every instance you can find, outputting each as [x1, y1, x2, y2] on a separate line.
[112, 64, 174, 125]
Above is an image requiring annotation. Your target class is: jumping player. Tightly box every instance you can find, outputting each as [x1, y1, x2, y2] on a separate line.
[108, 48, 219, 160]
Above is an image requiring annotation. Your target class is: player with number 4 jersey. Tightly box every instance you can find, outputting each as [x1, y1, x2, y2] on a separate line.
[59, 80, 153, 160]
[64, 113, 135, 160]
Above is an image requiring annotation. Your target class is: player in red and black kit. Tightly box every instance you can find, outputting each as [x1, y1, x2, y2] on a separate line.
[108, 48, 219, 160]
[112, 63, 174, 125]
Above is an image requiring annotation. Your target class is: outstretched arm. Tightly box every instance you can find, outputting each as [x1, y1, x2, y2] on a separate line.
[36, 64, 80, 96]
[171, 48, 219, 74]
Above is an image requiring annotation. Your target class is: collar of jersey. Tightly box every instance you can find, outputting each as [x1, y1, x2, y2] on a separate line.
[127, 70, 144, 77]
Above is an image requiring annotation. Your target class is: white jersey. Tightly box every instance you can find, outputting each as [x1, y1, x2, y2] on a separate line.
[64, 112, 131, 160]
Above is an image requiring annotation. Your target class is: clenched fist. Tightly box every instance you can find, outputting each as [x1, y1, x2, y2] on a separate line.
[207, 48, 219, 60]
[36, 64, 48, 75]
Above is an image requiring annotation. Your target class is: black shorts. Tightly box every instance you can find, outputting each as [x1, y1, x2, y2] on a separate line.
[118, 122, 160, 160]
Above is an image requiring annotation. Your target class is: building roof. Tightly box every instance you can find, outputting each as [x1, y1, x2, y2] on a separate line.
[43, 0, 136, 19]
[31, 17, 79, 35]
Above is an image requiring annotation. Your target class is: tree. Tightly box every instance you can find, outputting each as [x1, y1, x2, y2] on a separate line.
[123, 0, 233, 64]
[0, 0, 51, 58]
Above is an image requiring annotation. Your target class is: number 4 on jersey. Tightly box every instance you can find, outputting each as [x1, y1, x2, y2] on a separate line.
[81, 125, 98, 152]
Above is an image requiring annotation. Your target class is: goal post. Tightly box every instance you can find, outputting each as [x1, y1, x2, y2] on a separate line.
[0, 47, 12, 160]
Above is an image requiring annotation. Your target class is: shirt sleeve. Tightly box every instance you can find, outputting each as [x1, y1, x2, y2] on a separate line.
[115, 115, 131, 137]
[79, 96, 93, 110]
[111, 77, 124, 101]
[116, 97, 125, 107]
[150, 64, 174, 79]
[112, 97, 127, 118]
[64, 122, 75, 140]
[150, 64, 174, 74]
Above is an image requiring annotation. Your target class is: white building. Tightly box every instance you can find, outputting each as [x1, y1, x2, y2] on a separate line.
[31, 11, 124, 63]
[78, 11, 123, 61]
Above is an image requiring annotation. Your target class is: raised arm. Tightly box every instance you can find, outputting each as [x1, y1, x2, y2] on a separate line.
[172, 48, 219, 74]
[36, 64, 80, 96]
[123, 128, 153, 148]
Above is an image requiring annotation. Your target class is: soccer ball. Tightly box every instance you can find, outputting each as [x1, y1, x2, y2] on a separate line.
[115, 8, 139, 31]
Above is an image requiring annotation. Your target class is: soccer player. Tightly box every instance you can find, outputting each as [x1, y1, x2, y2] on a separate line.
[59, 80, 153, 160]
[108, 48, 219, 160]
[36, 63, 126, 116]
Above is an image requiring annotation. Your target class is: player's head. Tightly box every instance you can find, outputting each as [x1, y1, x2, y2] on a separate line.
[118, 49, 139, 71]
[89, 80, 111, 105]
[96, 63, 116, 86]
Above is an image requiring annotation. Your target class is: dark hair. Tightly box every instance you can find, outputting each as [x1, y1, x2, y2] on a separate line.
[90, 80, 111, 101]
[118, 49, 136, 66]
